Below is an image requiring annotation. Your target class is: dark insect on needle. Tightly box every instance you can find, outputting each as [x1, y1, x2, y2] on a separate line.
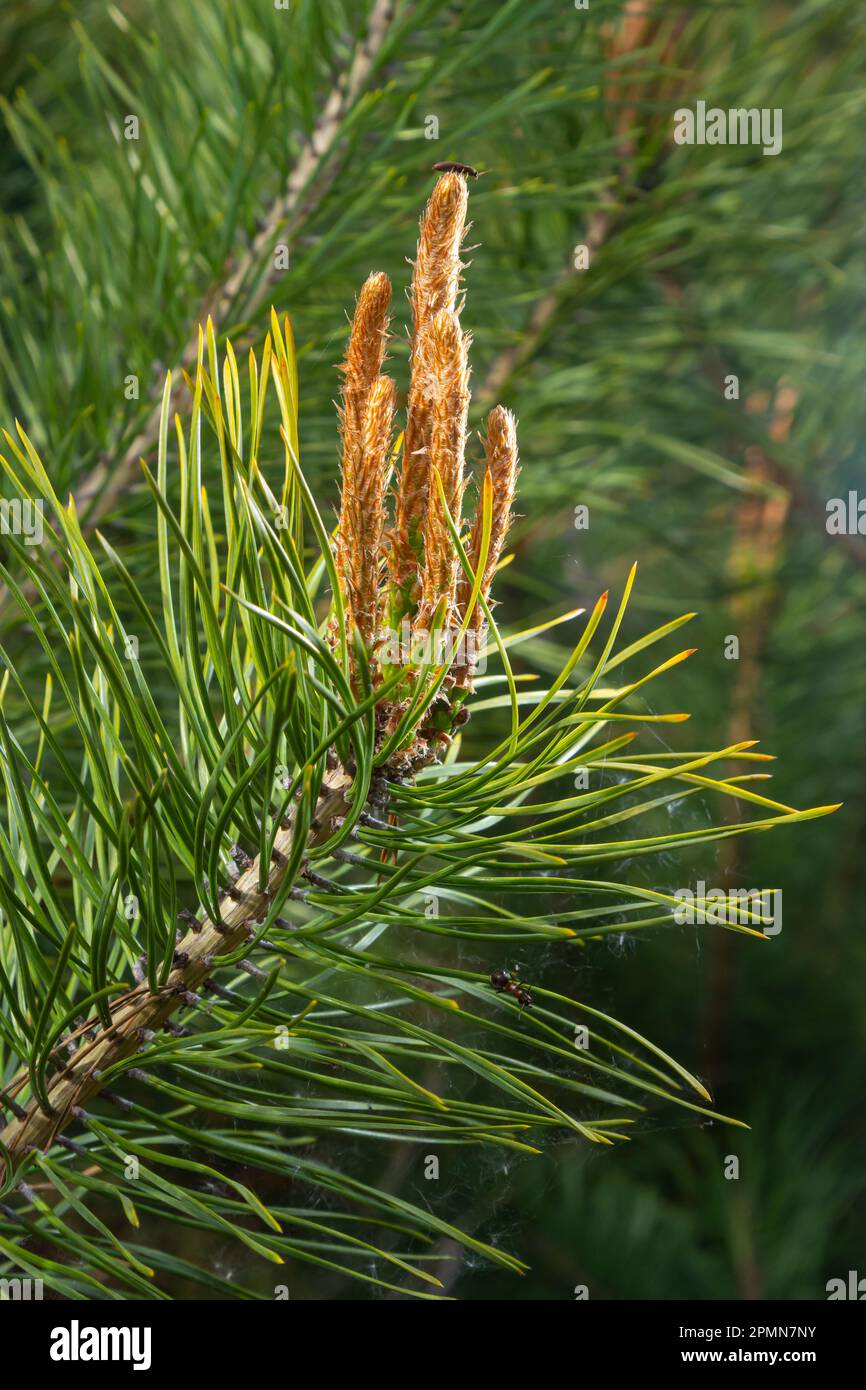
[490, 968, 533, 1010]
[432, 161, 480, 179]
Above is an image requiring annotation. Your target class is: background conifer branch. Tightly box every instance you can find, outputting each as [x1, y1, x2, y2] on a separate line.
[0, 0, 400, 619]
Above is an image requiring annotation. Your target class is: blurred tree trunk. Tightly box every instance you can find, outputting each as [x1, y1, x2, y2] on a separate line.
[706, 385, 797, 1084]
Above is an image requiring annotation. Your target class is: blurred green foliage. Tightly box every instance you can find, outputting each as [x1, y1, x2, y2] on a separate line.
[1, 0, 863, 1298]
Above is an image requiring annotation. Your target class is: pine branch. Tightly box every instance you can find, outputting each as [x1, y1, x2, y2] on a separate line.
[0, 773, 354, 1174]
[0, 110, 845, 1297]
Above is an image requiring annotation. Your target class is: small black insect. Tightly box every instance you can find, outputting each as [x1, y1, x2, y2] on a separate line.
[490, 968, 533, 1010]
[432, 161, 480, 179]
